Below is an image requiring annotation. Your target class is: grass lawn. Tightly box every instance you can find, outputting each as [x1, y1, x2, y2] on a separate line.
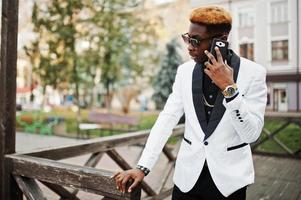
[256, 119, 301, 154]
[16, 109, 301, 154]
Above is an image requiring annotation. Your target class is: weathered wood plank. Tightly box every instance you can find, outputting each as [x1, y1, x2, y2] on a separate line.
[265, 112, 301, 118]
[101, 197, 116, 200]
[71, 152, 104, 195]
[157, 162, 174, 194]
[18, 125, 184, 160]
[107, 149, 157, 196]
[85, 152, 105, 167]
[157, 140, 181, 194]
[0, 0, 21, 199]
[162, 146, 176, 162]
[6, 154, 141, 200]
[14, 176, 46, 200]
[252, 121, 291, 150]
[134, 144, 145, 163]
[143, 188, 173, 200]
[41, 181, 80, 200]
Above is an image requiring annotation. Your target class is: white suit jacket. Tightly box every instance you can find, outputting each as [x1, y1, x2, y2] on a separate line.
[137, 56, 267, 197]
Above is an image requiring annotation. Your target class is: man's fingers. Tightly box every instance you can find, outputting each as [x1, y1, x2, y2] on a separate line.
[225, 60, 233, 71]
[225, 60, 230, 67]
[128, 179, 141, 193]
[204, 50, 217, 64]
[116, 174, 124, 191]
[121, 175, 131, 193]
[111, 171, 121, 179]
[204, 68, 212, 78]
[215, 47, 223, 63]
[204, 61, 213, 70]
[112, 171, 122, 190]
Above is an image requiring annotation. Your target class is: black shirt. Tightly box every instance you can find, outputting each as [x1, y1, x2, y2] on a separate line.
[202, 64, 219, 123]
[201, 52, 238, 122]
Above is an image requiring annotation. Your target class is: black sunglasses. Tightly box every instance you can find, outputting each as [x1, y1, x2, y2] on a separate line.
[182, 33, 224, 48]
[181, 33, 212, 48]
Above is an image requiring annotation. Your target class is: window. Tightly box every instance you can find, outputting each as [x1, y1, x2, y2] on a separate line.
[238, 9, 254, 27]
[267, 92, 271, 106]
[271, 40, 288, 61]
[280, 90, 286, 103]
[239, 43, 254, 60]
[271, 0, 288, 24]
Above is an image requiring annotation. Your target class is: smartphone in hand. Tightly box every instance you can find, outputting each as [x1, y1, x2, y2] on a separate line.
[209, 38, 229, 63]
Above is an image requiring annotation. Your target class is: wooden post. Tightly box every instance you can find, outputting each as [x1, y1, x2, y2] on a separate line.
[0, 0, 21, 199]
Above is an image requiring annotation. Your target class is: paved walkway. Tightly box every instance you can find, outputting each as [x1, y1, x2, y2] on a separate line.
[248, 155, 301, 200]
[16, 132, 301, 200]
[16, 132, 82, 153]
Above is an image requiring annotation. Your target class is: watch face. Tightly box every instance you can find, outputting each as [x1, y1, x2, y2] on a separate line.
[227, 87, 235, 95]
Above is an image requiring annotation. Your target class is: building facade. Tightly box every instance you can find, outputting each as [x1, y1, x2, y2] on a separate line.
[191, 0, 301, 112]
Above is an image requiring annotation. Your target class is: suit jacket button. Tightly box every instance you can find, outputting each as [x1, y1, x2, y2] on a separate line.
[204, 141, 208, 145]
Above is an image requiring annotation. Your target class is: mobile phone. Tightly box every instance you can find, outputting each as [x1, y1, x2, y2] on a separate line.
[209, 38, 229, 63]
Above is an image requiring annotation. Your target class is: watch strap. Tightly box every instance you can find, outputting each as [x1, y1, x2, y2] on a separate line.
[225, 92, 239, 102]
[136, 165, 150, 176]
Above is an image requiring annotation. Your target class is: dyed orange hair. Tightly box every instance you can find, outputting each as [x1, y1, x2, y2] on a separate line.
[189, 5, 232, 26]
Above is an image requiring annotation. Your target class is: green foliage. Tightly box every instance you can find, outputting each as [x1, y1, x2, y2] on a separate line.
[25, 0, 84, 91]
[256, 119, 301, 154]
[84, 0, 158, 93]
[25, 0, 159, 105]
[152, 39, 183, 110]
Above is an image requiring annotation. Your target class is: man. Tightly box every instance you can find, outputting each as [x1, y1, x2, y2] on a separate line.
[112, 5, 267, 199]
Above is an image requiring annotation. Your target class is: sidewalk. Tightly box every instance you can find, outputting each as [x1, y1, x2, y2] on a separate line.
[16, 132, 82, 153]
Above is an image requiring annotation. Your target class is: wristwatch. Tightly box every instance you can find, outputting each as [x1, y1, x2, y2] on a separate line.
[222, 84, 238, 98]
[136, 165, 150, 176]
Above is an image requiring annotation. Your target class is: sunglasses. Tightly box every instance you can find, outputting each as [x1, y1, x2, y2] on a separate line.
[181, 33, 213, 48]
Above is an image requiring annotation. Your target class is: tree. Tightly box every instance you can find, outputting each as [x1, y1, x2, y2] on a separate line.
[25, 0, 159, 111]
[152, 39, 183, 110]
[84, 0, 158, 109]
[24, 0, 84, 104]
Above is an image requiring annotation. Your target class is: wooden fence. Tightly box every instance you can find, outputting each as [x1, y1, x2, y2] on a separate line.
[7, 111, 301, 199]
[6, 125, 184, 199]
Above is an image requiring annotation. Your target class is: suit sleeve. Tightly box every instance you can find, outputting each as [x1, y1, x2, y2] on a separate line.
[137, 66, 184, 171]
[223, 67, 267, 143]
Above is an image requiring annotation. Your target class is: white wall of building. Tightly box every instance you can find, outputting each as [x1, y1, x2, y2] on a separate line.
[191, 0, 300, 111]
[190, 0, 299, 74]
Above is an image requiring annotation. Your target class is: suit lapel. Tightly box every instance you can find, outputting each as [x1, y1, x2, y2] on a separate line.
[204, 50, 241, 141]
[192, 63, 207, 134]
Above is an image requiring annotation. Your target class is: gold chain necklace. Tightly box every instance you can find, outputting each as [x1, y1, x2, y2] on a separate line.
[202, 94, 214, 108]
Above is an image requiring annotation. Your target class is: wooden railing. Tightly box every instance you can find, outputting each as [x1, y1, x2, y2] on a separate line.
[4, 115, 301, 200]
[251, 112, 301, 159]
[5, 125, 185, 200]
[6, 112, 301, 199]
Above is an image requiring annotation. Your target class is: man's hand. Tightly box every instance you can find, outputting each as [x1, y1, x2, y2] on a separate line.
[204, 47, 234, 90]
[111, 168, 145, 193]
